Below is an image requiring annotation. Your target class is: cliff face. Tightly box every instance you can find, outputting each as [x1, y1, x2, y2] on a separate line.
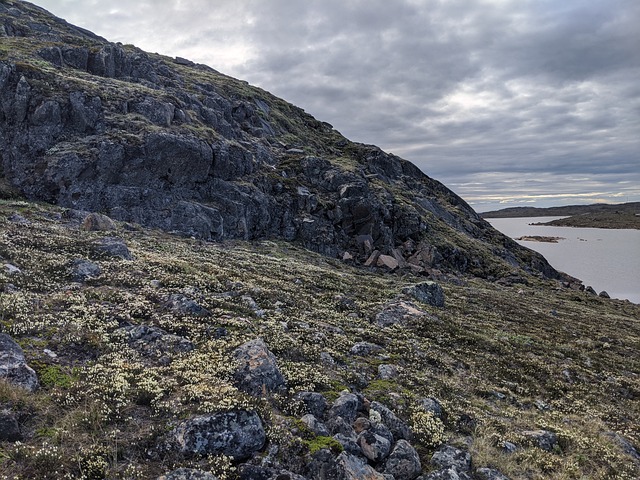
[0, 0, 556, 278]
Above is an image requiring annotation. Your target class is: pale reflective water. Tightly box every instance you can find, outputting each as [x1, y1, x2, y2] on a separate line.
[487, 217, 640, 304]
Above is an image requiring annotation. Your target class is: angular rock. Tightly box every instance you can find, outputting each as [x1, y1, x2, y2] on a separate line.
[301, 414, 330, 437]
[475, 467, 511, 480]
[333, 433, 362, 456]
[165, 293, 210, 316]
[375, 301, 432, 328]
[357, 430, 392, 462]
[377, 254, 399, 270]
[0, 333, 39, 391]
[430, 445, 472, 472]
[328, 393, 361, 423]
[94, 236, 134, 260]
[167, 410, 265, 459]
[370, 401, 412, 441]
[521, 430, 558, 452]
[157, 468, 219, 480]
[0, 409, 21, 441]
[70, 258, 101, 282]
[233, 338, 286, 396]
[403, 281, 445, 307]
[599, 291, 610, 298]
[327, 416, 355, 437]
[335, 451, 386, 480]
[350, 341, 383, 356]
[384, 439, 422, 480]
[294, 391, 327, 419]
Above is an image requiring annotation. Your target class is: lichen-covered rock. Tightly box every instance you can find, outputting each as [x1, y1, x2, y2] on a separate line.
[335, 451, 387, 479]
[403, 281, 445, 307]
[157, 468, 219, 480]
[70, 258, 101, 282]
[357, 430, 392, 462]
[165, 293, 210, 316]
[0, 409, 21, 441]
[301, 414, 330, 437]
[475, 467, 511, 480]
[350, 341, 383, 356]
[370, 401, 412, 441]
[94, 236, 134, 260]
[521, 430, 558, 452]
[167, 410, 265, 460]
[384, 439, 422, 479]
[328, 393, 361, 423]
[233, 338, 286, 396]
[430, 445, 472, 472]
[0, 333, 39, 392]
[294, 391, 328, 419]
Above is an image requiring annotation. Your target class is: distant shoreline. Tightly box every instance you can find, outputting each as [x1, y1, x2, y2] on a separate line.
[482, 202, 640, 230]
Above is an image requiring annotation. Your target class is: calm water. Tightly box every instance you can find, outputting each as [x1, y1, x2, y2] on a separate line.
[487, 217, 640, 304]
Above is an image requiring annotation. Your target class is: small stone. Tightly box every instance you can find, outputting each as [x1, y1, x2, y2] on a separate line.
[353, 417, 371, 433]
[8, 213, 29, 224]
[3, 263, 21, 275]
[357, 430, 392, 462]
[328, 393, 361, 423]
[293, 391, 327, 419]
[94, 236, 134, 260]
[501, 441, 517, 454]
[333, 433, 362, 456]
[418, 397, 444, 419]
[165, 294, 210, 316]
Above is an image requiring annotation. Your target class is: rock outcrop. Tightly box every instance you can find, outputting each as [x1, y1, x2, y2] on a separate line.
[0, 0, 561, 280]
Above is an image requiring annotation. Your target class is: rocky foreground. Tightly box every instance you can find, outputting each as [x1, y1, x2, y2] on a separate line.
[1, 200, 639, 479]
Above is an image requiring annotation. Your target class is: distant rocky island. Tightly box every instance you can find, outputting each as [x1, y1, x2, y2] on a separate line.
[482, 202, 640, 229]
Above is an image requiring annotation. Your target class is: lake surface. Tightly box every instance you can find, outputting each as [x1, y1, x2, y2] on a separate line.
[487, 217, 640, 304]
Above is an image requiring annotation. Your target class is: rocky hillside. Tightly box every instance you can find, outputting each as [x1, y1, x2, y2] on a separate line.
[0, 0, 557, 279]
[1, 199, 638, 480]
[1, 2, 639, 480]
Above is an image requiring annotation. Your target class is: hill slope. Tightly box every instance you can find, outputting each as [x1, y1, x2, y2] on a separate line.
[0, 0, 557, 279]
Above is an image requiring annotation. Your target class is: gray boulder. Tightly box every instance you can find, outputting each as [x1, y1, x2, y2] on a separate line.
[521, 430, 558, 452]
[233, 338, 286, 396]
[375, 301, 432, 328]
[94, 236, 134, 260]
[157, 469, 218, 480]
[0, 333, 39, 391]
[0, 409, 21, 441]
[349, 341, 383, 356]
[384, 439, 422, 479]
[301, 414, 330, 437]
[417, 397, 444, 419]
[335, 452, 386, 480]
[70, 258, 101, 282]
[403, 281, 445, 307]
[430, 445, 472, 472]
[167, 410, 265, 459]
[420, 468, 472, 480]
[475, 467, 511, 480]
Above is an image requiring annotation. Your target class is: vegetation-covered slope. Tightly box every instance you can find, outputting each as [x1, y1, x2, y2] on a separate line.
[1, 199, 638, 479]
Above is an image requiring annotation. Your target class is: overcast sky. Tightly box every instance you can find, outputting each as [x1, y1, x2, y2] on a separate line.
[32, 0, 640, 211]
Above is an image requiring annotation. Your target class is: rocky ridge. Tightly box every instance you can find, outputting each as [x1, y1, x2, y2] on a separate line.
[0, 0, 558, 279]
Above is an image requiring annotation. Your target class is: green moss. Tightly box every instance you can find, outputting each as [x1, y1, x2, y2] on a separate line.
[305, 436, 344, 455]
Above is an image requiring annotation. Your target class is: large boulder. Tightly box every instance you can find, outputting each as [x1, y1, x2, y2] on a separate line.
[167, 410, 265, 460]
[0, 333, 39, 391]
[233, 338, 286, 396]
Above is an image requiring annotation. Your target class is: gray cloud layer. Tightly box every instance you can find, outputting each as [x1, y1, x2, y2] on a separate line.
[33, 0, 640, 210]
